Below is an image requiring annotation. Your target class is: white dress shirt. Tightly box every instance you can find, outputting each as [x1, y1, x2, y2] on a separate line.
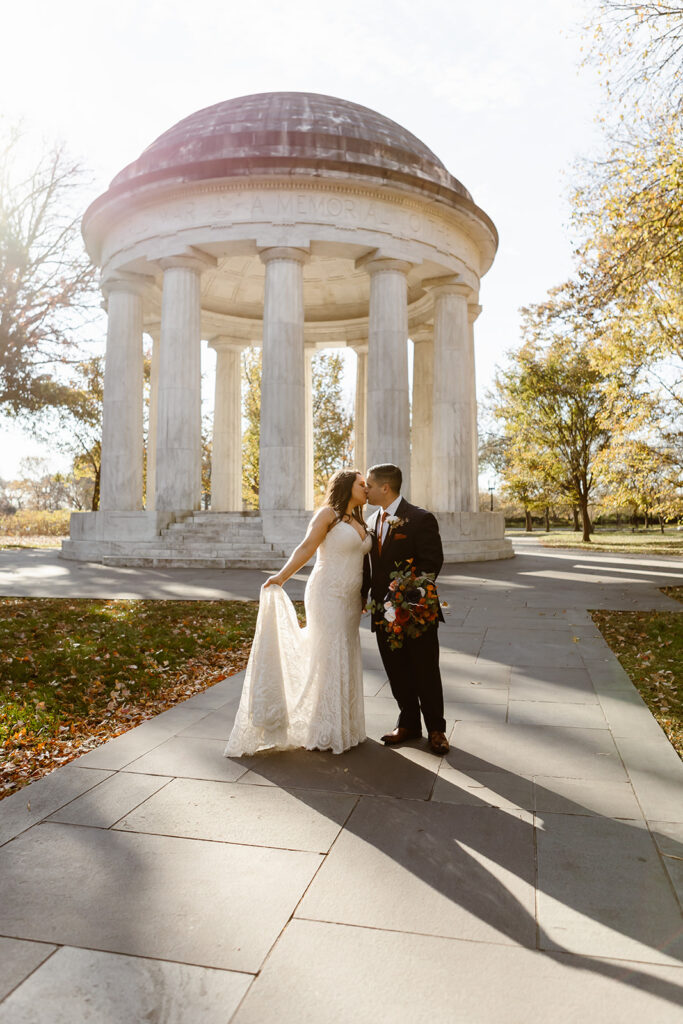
[377, 495, 402, 546]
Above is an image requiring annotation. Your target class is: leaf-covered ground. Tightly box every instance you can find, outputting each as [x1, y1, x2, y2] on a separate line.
[0, 598, 266, 798]
[591, 586, 683, 759]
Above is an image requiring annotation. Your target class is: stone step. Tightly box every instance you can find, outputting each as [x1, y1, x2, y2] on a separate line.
[165, 518, 263, 528]
[101, 555, 286, 569]
[157, 544, 282, 552]
[182, 514, 262, 524]
[160, 533, 274, 542]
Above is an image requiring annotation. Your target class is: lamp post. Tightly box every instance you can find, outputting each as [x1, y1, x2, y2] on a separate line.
[488, 482, 495, 512]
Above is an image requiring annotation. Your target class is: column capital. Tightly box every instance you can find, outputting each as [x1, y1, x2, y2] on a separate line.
[423, 274, 472, 299]
[159, 247, 217, 274]
[350, 340, 368, 355]
[468, 303, 483, 324]
[411, 323, 434, 344]
[259, 246, 310, 266]
[208, 336, 248, 353]
[356, 252, 412, 276]
[101, 270, 154, 299]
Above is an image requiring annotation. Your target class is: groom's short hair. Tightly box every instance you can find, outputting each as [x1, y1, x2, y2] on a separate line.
[368, 463, 402, 493]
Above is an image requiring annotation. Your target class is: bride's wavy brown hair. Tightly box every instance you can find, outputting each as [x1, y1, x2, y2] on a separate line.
[323, 469, 367, 533]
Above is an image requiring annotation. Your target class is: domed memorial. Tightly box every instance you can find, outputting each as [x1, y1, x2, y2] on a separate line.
[63, 92, 512, 566]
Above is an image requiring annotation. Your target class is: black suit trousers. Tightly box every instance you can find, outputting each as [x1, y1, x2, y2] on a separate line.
[376, 623, 445, 734]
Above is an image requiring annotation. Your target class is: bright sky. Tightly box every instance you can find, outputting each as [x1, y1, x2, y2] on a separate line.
[0, 0, 603, 480]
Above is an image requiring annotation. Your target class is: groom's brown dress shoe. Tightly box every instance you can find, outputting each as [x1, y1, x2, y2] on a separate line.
[381, 727, 422, 745]
[428, 731, 450, 755]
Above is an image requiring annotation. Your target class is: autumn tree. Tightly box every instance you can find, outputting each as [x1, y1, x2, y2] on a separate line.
[311, 352, 354, 503]
[241, 348, 261, 509]
[0, 124, 97, 415]
[490, 334, 612, 542]
[239, 348, 354, 509]
[585, 2, 683, 109]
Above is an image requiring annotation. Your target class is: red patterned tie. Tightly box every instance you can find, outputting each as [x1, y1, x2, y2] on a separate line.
[377, 511, 389, 555]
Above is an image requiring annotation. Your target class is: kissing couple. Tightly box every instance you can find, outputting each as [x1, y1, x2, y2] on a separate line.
[224, 463, 449, 759]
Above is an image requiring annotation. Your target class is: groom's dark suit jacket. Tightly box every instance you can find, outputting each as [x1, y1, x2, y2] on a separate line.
[361, 497, 444, 633]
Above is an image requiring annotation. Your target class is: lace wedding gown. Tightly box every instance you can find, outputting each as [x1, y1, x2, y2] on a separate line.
[224, 521, 372, 756]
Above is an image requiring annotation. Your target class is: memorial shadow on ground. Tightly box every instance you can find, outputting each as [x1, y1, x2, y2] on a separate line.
[231, 739, 683, 1006]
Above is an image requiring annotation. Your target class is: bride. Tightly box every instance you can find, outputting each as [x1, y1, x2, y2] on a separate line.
[224, 469, 371, 757]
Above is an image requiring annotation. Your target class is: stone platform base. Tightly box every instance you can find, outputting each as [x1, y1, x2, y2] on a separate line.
[60, 509, 513, 568]
[438, 511, 514, 562]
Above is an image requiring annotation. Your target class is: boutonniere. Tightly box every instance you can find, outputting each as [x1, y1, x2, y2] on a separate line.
[385, 515, 408, 537]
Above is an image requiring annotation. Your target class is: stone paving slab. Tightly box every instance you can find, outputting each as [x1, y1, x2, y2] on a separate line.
[0, 765, 113, 847]
[123, 736, 249, 782]
[296, 796, 537, 948]
[507, 666, 602, 703]
[448, 721, 628, 781]
[649, 820, 683, 904]
[508, 699, 607, 728]
[0, 938, 56, 1003]
[431, 765, 534, 811]
[536, 812, 683, 964]
[232, 741, 437, 800]
[47, 771, 171, 828]
[532, 776, 644, 819]
[115, 776, 357, 852]
[0, 822, 321, 972]
[0, 946, 251, 1024]
[232, 918, 683, 1024]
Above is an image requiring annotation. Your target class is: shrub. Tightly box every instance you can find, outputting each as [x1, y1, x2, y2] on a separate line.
[0, 510, 71, 537]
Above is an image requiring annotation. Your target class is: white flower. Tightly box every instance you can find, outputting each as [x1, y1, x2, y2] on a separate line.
[386, 515, 400, 526]
[384, 607, 396, 622]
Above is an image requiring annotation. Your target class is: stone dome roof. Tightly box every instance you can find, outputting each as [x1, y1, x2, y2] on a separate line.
[108, 91, 474, 207]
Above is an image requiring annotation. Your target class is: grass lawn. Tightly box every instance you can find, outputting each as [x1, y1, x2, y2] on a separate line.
[0, 535, 62, 549]
[0, 597, 275, 798]
[591, 586, 683, 759]
[510, 527, 683, 556]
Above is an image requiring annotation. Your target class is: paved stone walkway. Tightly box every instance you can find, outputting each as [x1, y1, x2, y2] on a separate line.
[0, 540, 682, 1022]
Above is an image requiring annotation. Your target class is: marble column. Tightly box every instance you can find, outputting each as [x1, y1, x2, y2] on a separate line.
[155, 250, 215, 512]
[364, 258, 411, 494]
[209, 337, 245, 511]
[146, 326, 160, 510]
[467, 303, 483, 513]
[352, 342, 368, 472]
[429, 280, 472, 513]
[410, 323, 434, 509]
[304, 346, 315, 509]
[259, 247, 309, 512]
[100, 274, 148, 511]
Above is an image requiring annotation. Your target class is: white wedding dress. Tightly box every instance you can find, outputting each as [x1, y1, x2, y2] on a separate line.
[224, 521, 371, 756]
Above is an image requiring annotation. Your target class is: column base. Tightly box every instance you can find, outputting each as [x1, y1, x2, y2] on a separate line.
[260, 509, 314, 549]
[61, 510, 178, 562]
[437, 512, 514, 563]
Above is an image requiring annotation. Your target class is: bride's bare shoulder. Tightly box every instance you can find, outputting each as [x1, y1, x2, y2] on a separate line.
[306, 505, 337, 536]
[312, 505, 336, 524]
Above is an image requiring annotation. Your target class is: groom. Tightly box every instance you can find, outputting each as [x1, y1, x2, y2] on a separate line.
[362, 463, 449, 756]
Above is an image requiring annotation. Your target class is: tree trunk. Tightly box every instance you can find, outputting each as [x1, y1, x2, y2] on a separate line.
[572, 506, 580, 532]
[659, 514, 665, 534]
[644, 508, 649, 530]
[579, 495, 591, 542]
[544, 505, 550, 532]
[91, 465, 101, 511]
[525, 508, 533, 532]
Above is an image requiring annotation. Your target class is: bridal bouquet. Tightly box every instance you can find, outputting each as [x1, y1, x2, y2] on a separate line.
[370, 558, 443, 650]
